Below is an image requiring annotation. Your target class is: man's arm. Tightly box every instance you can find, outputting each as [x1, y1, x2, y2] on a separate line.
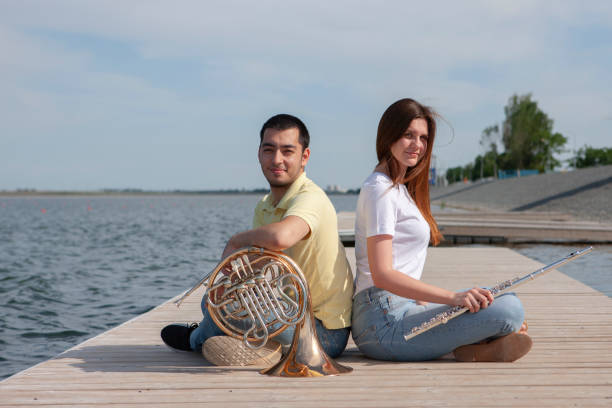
[221, 215, 310, 259]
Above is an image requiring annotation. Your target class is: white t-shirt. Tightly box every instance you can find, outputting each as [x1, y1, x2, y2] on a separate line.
[354, 172, 430, 295]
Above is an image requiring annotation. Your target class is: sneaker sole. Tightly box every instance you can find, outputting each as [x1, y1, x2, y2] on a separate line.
[202, 336, 282, 367]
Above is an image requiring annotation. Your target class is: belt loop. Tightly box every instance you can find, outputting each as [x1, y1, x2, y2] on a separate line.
[365, 287, 372, 303]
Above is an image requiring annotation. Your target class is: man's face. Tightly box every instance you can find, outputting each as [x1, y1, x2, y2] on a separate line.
[258, 127, 310, 188]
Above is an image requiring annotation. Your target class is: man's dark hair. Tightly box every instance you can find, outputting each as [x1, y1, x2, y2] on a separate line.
[259, 114, 310, 149]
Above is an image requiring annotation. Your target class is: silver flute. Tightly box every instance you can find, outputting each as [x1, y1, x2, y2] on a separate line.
[403, 246, 593, 341]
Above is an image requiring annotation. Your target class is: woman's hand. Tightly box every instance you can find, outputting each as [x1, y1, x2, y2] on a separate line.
[451, 287, 494, 313]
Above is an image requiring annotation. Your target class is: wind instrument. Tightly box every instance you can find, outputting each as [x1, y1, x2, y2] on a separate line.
[403, 246, 593, 341]
[175, 246, 352, 377]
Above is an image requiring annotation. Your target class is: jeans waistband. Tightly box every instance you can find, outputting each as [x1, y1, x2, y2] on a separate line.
[354, 286, 390, 304]
[355, 286, 418, 306]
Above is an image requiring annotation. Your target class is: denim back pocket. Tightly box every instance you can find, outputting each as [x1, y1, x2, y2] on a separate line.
[374, 293, 404, 325]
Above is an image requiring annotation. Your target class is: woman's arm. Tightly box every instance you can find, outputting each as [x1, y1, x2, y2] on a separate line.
[367, 235, 493, 312]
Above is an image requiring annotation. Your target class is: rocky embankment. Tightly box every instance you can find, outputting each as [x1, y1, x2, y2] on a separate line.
[430, 165, 612, 223]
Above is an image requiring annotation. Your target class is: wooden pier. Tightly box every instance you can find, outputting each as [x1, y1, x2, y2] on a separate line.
[1, 247, 611, 406]
[338, 211, 612, 245]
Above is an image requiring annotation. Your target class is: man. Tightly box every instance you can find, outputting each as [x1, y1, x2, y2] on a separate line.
[161, 114, 354, 366]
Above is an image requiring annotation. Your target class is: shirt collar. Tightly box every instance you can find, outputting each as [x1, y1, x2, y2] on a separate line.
[263, 172, 308, 211]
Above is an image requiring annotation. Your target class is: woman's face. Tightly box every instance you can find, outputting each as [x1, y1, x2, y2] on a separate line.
[390, 118, 429, 171]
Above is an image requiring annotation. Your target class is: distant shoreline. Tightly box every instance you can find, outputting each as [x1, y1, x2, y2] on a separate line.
[0, 189, 359, 197]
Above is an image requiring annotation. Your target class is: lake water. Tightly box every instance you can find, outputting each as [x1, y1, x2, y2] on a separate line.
[0, 194, 610, 380]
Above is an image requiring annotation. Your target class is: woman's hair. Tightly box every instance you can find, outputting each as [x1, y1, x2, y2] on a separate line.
[376, 98, 443, 245]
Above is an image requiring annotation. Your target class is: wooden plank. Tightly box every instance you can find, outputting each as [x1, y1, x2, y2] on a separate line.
[1, 385, 611, 405]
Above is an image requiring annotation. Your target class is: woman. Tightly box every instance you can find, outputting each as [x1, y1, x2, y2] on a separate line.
[351, 98, 532, 362]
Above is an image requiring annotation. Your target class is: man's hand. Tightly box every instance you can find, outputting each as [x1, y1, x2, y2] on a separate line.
[221, 239, 240, 260]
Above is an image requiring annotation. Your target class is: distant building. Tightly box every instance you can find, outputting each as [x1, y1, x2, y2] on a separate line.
[326, 184, 348, 193]
[429, 154, 438, 185]
[497, 169, 539, 179]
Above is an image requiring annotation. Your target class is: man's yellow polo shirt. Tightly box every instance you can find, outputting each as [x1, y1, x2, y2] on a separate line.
[253, 172, 353, 329]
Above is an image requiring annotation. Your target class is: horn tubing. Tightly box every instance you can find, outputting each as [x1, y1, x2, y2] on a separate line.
[173, 269, 215, 307]
[239, 289, 269, 349]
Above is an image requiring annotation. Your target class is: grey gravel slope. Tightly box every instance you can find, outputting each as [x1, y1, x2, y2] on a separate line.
[430, 165, 612, 222]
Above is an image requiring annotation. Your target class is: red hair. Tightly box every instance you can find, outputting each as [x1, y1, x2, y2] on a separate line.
[376, 98, 443, 245]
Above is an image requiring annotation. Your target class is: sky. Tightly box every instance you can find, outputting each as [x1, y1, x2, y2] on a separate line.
[1, 0, 611, 191]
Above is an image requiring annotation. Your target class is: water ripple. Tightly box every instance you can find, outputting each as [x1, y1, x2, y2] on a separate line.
[21, 330, 89, 339]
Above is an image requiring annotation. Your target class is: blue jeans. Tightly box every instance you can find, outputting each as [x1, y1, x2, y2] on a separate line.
[351, 286, 525, 361]
[190, 294, 350, 359]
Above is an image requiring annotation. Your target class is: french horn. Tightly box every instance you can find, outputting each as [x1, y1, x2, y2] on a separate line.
[175, 247, 352, 377]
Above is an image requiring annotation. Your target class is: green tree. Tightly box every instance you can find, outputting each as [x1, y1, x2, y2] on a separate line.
[573, 145, 612, 168]
[479, 125, 501, 178]
[501, 94, 567, 172]
[463, 163, 475, 181]
[446, 94, 568, 185]
[445, 166, 463, 184]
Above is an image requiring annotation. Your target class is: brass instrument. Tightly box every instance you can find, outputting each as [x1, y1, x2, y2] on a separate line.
[404, 246, 593, 341]
[175, 247, 352, 377]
